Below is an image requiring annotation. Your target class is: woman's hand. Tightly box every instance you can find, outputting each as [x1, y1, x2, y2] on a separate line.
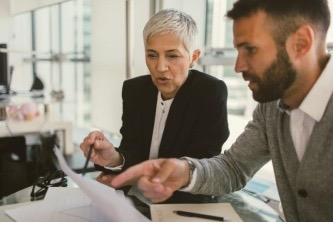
[80, 131, 122, 167]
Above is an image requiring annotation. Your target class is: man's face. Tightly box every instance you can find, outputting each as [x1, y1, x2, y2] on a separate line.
[145, 33, 196, 99]
[233, 11, 296, 103]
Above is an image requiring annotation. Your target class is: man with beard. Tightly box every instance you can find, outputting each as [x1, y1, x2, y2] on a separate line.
[110, 0, 332, 221]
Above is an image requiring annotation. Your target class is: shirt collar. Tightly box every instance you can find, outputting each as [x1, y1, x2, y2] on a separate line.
[299, 55, 332, 121]
[277, 100, 290, 113]
[157, 92, 174, 105]
[277, 55, 332, 121]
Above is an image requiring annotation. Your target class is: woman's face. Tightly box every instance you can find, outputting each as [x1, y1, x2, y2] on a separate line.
[145, 33, 199, 99]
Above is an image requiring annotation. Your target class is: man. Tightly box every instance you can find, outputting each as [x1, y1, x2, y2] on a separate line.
[111, 0, 332, 221]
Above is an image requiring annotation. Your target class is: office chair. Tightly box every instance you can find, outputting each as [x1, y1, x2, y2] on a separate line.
[0, 136, 32, 198]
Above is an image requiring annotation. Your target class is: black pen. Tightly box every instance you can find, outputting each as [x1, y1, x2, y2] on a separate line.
[174, 210, 225, 222]
[82, 144, 94, 175]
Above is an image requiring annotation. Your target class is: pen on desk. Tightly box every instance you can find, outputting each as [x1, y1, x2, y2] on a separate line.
[174, 210, 225, 222]
[82, 144, 94, 175]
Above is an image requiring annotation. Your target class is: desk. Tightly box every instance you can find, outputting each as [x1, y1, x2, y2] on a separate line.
[0, 177, 282, 222]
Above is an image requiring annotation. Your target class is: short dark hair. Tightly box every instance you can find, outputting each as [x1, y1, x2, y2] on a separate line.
[227, 0, 330, 45]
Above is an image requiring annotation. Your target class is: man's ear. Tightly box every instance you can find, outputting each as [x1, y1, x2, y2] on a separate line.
[287, 24, 314, 59]
[190, 49, 201, 67]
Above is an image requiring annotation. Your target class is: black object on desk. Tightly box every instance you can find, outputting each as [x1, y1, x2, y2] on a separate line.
[0, 43, 9, 95]
[0, 136, 30, 198]
[0, 133, 60, 199]
[30, 170, 67, 201]
[174, 210, 225, 221]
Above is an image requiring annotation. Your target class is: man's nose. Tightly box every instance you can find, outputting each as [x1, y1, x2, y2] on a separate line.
[234, 54, 248, 73]
[156, 57, 168, 72]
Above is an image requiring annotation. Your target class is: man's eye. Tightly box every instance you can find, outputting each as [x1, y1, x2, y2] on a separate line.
[245, 46, 256, 54]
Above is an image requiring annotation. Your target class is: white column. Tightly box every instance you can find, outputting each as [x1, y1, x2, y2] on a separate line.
[90, 0, 126, 133]
[0, 0, 10, 43]
[161, 0, 207, 49]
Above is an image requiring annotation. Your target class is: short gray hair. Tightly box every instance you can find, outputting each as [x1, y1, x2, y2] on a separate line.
[143, 9, 198, 52]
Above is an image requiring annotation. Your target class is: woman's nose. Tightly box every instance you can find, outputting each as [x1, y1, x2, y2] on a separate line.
[156, 57, 168, 72]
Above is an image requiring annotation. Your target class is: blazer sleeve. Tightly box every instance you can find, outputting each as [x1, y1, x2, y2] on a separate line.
[186, 79, 229, 158]
[117, 80, 148, 170]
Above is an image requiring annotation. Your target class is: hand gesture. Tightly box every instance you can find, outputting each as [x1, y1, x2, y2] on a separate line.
[111, 158, 190, 203]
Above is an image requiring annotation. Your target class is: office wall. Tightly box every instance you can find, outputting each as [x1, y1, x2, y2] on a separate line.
[9, 0, 68, 14]
[162, 0, 206, 50]
[90, 0, 125, 133]
[90, 0, 150, 134]
[0, 0, 10, 43]
[131, 0, 151, 77]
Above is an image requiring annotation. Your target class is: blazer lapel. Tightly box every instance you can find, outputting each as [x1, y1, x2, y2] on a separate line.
[159, 72, 195, 156]
[141, 79, 158, 151]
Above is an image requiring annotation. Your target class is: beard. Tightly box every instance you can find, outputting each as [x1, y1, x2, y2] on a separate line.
[243, 48, 297, 103]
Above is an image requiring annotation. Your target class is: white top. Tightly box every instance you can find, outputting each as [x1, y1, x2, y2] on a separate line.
[148, 92, 174, 159]
[104, 92, 173, 171]
[128, 92, 174, 203]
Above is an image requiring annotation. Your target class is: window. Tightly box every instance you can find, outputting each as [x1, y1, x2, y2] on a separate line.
[9, 0, 91, 127]
[203, 0, 254, 117]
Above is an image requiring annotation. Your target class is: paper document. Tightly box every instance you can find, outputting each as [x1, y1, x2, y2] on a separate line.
[53, 147, 149, 221]
[5, 187, 106, 221]
[150, 203, 242, 222]
[6, 148, 149, 222]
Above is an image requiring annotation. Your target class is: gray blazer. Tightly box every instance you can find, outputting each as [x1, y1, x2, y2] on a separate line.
[187, 96, 332, 221]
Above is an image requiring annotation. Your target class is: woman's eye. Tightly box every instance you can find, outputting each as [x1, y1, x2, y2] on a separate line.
[147, 54, 157, 58]
[167, 55, 179, 58]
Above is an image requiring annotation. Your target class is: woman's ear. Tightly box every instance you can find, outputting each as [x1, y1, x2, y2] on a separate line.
[190, 49, 201, 67]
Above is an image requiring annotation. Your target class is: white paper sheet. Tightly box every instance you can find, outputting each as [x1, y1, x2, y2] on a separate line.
[150, 203, 242, 222]
[53, 146, 149, 222]
[6, 148, 149, 222]
[5, 187, 106, 221]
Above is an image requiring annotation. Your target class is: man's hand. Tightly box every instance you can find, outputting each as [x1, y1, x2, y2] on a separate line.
[111, 158, 190, 203]
[80, 131, 122, 167]
[96, 172, 117, 186]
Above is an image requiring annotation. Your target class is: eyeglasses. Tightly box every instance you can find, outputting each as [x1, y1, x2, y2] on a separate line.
[30, 170, 67, 201]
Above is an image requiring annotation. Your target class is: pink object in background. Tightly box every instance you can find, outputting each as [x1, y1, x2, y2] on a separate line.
[6, 102, 40, 121]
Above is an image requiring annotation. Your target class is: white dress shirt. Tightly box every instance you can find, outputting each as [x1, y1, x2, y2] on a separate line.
[148, 92, 174, 159]
[128, 92, 174, 203]
[287, 55, 332, 161]
[104, 92, 174, 171]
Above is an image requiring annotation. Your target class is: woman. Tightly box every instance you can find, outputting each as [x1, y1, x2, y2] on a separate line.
[80, 9, 229, 203]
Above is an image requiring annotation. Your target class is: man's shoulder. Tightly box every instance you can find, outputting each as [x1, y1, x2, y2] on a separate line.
[254, 101, 284, 120]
